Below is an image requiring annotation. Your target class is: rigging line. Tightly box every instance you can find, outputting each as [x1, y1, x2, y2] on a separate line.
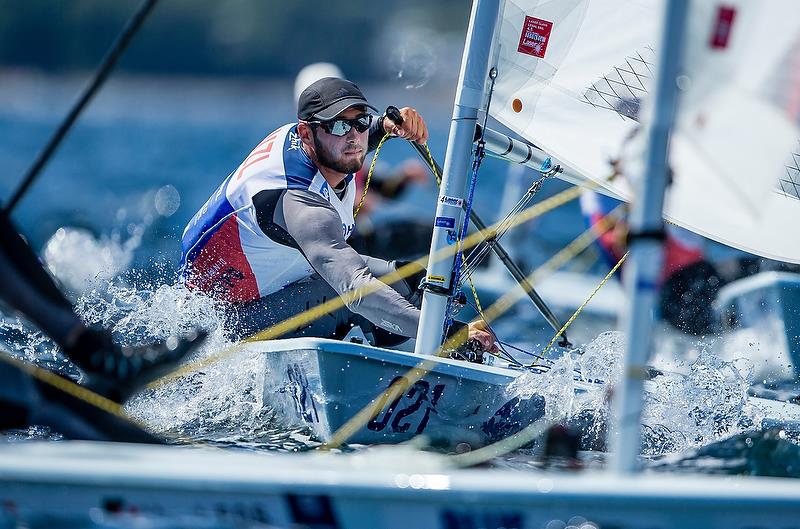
[5, 0, 160, 213]
[413, 131, 569, 342]
[459, 174, 549, 280]
[476, 204, 620, 330]
[414, 141, 570, 340]
[494, 345, 522, 366]
[458, 160, 557, 277]
[497, 339, 552, 365]
[353, 133, 392, 220]
[535, 211, 627, 365]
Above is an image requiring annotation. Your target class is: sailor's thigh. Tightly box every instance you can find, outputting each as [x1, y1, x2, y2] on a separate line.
[227, 278, 349, 340]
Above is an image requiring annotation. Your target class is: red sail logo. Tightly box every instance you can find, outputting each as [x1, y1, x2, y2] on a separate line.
[518, 16, 553, 58]
[710, 5, 736, 49]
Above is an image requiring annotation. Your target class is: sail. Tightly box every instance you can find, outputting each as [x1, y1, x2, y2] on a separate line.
[490, 0, 800, 263]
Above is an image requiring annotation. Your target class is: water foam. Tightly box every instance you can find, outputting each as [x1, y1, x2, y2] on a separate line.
[506, 331, 758, 456]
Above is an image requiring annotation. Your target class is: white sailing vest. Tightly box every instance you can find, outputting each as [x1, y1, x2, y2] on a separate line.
[180, 124, 356, 302]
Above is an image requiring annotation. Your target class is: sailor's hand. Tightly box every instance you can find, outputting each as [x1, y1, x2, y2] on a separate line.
[384, 107, 429, 144]
[467, 320, 499, 354]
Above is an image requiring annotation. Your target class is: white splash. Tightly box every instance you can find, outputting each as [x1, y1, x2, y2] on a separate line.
[717, 318, 794, 384]
[507, 331, 622, 422]
[43, 187, 182, 298]
[506, 330, 760, 456]
[74, 279, 274, 438]
[33, 200, 284, 442]
[0, 315, 63, 366]
[642, 348, 754, 454]
[42, 226, 143, 298]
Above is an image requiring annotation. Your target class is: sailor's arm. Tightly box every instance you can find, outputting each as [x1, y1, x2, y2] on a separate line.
[279, 190, 421, 337]
[256, 190, 498, 350]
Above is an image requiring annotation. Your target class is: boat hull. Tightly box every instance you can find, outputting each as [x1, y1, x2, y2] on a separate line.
[255, 337, 557, 447]
[2, 442, 800, 529]
[254, 336, 800, 449]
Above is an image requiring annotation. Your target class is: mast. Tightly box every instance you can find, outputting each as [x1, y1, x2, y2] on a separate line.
[414, 0, 502, 355]
[611, 0, 689, 473]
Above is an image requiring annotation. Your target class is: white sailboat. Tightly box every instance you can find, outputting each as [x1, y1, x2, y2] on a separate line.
[255, 0, 800, 449]
[3, 0, 800, 526]
[252, 0, 800, 445]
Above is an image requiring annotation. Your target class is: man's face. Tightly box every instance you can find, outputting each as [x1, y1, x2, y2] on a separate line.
[311, 107, 369, 174]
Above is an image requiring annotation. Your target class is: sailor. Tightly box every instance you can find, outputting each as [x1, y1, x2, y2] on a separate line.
[294, 63, 431, 257]
[0, 208, 206, 442]
[180, 77, 497, 353]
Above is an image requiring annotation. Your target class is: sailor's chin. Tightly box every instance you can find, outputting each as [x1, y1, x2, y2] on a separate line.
[340, 153, 365, 169]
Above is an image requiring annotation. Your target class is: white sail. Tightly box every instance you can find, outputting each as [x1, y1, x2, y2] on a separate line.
[490, 0, 800, 263]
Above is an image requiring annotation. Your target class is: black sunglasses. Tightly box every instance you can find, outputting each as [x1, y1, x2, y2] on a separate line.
[309, 114, 373, 137]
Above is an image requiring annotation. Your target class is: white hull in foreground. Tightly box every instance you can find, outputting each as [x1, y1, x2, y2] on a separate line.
[1, 441, 800, 528]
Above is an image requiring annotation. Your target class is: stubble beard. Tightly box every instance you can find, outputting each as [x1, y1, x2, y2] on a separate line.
[313, 133, 365, 174]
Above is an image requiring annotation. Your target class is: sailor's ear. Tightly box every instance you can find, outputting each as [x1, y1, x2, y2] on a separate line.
[297, 122, 314, 144]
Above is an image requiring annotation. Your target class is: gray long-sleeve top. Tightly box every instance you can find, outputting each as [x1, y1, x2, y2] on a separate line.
[253, 187, 421, 337]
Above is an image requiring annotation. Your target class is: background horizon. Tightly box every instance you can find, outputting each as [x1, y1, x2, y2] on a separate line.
[0, 0, 471, 80]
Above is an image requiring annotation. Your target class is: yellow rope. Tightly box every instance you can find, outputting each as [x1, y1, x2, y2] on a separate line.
[538, 250, 628, 360]
[0, 349, 126, 418]
[353, 133, 392, 220]
[0, 347, 216, 446]
[424, 144, 441, 185]
[466, 274, 486, 318]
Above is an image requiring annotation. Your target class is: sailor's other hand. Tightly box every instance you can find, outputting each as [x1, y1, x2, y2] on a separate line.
[384, 107, 429, 144]
[467, 320, 499, 354]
